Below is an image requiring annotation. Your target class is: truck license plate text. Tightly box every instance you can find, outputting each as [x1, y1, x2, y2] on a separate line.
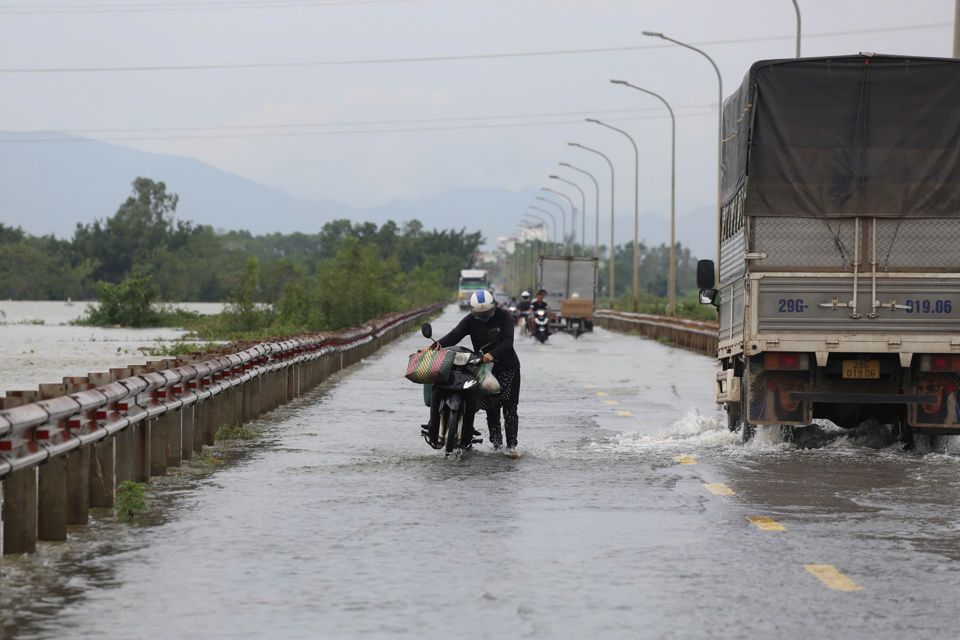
[843, 360, 879, 379]
[905, 299, 953, 314]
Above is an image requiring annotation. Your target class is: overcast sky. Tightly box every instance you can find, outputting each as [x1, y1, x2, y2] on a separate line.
[0, 0, 956, 237]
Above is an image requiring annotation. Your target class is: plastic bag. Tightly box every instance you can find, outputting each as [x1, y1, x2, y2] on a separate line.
[476, 362, 501, 395]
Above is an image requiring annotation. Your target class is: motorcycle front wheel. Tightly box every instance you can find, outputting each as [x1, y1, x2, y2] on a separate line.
[442, 406, 462, 454]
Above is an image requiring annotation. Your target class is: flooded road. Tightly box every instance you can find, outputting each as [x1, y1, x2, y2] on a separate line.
[4, 304, 960, 638]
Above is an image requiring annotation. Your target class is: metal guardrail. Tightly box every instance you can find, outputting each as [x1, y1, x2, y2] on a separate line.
[0, 302, 444, 554]
[594, 309, 718, 356]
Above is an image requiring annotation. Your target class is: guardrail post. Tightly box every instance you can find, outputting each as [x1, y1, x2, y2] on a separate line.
[35, 386, 68, 541]
[181, 405, 194, 462]
[111, 369, 136, 485]
[37, 456, 67, 541]
[165, 410, 181, 469]
[63, 378, 92, 525]
[150, 416, 166, 477]
[90, 438, 114, 509]
[2, 468, 38, 555]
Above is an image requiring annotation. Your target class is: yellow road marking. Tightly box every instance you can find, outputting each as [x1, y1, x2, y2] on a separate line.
[605, 400, 619, 405]
[650, 436, 666, 441]
[596, 391, 608, 397]
[585, 384, 596, 389]
[804, 565, 863, 591]
[617, 410, 633, 417]
[747, 516, 785, 531]
[703, 483, 736, 495]
[674, 455, 696, 465]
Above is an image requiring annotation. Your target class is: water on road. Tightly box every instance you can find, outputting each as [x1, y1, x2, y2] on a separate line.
[4, 304, 960, 639]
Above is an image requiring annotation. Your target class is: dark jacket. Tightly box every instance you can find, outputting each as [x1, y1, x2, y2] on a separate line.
[438, 307, 520, 374]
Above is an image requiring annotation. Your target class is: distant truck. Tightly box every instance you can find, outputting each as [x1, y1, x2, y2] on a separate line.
[458, 269, 489, 309]
[538, 256, 598, 337]
[698, 54, 960, 444]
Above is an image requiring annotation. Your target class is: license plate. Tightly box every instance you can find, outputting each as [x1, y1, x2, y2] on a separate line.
[843, 360, 879, 379]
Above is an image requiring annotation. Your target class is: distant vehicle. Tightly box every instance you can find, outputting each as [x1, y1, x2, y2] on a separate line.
[699, 54, 960, 446]
[537, 256, 598, 337]
[458, 269, 489, 310]
[493, 291, 511, 308]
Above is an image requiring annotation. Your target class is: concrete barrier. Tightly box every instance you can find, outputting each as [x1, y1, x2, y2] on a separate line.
[0, 302, 444, 555]
[595, 309, 718, 357]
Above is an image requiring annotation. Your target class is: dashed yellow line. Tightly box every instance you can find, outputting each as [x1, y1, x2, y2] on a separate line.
[617, 410, 633, 417]
[674, 455, 696, 465]
[584, 384, 596, 389]
[650, 436, 666, 442]
[605, 400, 619, 405]
[804, 565, 863, 591]
[595, 391, 608, 397]
[747, 516, 785, 531]
[703, 483, 735, 495]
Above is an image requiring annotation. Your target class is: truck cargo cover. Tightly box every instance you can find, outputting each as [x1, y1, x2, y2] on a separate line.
[722, 54, 960, 218]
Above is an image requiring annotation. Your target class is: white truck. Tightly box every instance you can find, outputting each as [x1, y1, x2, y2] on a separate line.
[538, 255, 598, 337]
[699, 54, 960, 445]
[458, 269, 489, 310]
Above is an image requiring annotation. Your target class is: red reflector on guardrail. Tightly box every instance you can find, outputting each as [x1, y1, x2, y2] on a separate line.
[0, 440, 11, 451]
[36, 430, 49, 440]
[117, 402, 129, 410]
[172, 386, 182, 393]
[156, 390, 167, 398]
[95, 411, 108, 420]
[68, 419, 82, 429]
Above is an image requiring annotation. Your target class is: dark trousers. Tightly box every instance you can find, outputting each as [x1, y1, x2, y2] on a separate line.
[482, 368, 520, 448]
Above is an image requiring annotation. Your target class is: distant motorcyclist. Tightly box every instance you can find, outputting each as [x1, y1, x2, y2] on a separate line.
[528, 289, 556, 333]
[433, 290, 522, 453]
[516, 291, 532, 332]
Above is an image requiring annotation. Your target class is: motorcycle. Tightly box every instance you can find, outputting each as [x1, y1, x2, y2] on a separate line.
[419, 323, 501, 454]
[507, 302, 520, 325]
[533, 308, 550, 343]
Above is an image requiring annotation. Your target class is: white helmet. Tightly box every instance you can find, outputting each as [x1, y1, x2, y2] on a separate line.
[571, 292, 580, 299]
[470, 290, 496, 321]
[521, 291, 531, 300]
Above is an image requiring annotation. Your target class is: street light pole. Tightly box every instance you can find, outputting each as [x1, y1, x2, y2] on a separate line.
[791, 0, 801, 58]
[587, 117, 640, 313]
[529, 206, 558, 252]
[541, 188, 576, 254]
[535, 196, 569, 255]
[643, 31, 722, 287]
[558, 163, 599, 258]
[549, 175, 587, 256]
[611, 79, 676, 316]
[569, 142, 615, 308]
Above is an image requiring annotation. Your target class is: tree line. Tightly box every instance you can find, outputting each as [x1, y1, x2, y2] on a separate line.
[1, 177, 483, 335]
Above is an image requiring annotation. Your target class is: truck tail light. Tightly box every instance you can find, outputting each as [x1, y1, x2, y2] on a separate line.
[764, 352, 809, 370]
[919, 355, 960, 372]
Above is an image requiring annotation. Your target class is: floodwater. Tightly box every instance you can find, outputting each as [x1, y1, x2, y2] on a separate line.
[3, 304, 960, 639]
[0, 301, 225, 395]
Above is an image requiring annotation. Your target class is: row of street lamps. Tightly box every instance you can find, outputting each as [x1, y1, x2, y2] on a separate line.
[516, 30, 724, 316]
[516, 7, 802, 314]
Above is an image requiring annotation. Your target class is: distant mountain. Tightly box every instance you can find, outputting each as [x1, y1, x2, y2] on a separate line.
[0, 133, 714, 258]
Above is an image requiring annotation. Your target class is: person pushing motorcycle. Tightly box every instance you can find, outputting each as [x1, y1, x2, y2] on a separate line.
[432, 290, 522, 454]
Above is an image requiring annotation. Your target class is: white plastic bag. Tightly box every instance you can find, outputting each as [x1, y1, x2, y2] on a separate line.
[476, 363, 501, 394]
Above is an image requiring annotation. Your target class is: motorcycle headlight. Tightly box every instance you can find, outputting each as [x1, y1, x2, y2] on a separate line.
[453, 352, 472, 366]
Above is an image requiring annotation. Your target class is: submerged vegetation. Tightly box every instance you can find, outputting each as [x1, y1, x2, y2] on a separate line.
[215, 424, 258, 441]
[113, 481, 148, 521]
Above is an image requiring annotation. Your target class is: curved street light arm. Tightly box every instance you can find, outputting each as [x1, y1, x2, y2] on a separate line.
[586, 117, 641, 312]
[549, 174, 587, 256]
[610, 79, 677, 315]
[568, 142, 616, 306]
[535, 196, 568, 255]
[558, 162, 600, 259]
